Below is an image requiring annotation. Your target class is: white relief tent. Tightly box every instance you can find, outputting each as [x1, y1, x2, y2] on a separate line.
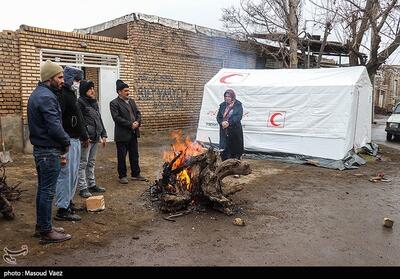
[196, 66, 373, 168]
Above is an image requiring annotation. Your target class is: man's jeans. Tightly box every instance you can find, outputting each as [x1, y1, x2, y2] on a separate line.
[33, 146, 61, 234]
[78, 142, 98, 190]
[55, 139, 81, 209]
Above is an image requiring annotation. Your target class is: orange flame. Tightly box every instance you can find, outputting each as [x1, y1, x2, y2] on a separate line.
[163, 130, 206, 192]
[163, 130, 205, 169]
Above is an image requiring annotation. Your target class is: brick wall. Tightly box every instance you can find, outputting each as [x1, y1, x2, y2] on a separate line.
[127, 20, 259, 131]
[17, 25, 133, 123]
[0, 30, 21, 116]
[0, 20, 264, 147]
[0, 30, 22, 150]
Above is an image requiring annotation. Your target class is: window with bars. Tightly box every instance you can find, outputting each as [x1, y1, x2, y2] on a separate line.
[40, 49, 119, 67]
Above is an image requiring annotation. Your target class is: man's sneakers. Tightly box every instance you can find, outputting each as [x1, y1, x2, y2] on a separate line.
[69, 201, 84, 212]
[118, 177, 129, 184]
[79, 185, 105, 197]
[88, 185, 106, 193]
[39, 229, 71, 245]
[54, 208, 81, 221]
[79, 185, 106, 199]
[131, 175, 148, 182]
[79, 188, 92, 198]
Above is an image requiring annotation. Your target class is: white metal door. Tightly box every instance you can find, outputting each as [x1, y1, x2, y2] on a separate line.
[99, 67, 118, 142]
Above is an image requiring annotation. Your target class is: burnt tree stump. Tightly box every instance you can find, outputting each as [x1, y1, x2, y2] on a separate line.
[151, 146, 251, 215]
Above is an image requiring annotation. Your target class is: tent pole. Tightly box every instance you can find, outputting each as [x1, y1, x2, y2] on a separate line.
[372, 75, 376, 124]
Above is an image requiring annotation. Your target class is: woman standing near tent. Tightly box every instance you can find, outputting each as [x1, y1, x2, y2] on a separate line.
[216, 89, 244, 162]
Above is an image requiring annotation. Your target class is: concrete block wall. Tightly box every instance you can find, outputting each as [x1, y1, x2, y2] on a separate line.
[0, 115, 23, 152]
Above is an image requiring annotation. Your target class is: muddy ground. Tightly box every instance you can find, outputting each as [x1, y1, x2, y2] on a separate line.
[1, 126, 400, 266]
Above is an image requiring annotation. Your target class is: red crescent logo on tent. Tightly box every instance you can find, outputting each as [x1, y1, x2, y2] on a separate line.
[267, 111, 286, 128]
[219, 73, 244, 84]
[270, 113, 282, 127]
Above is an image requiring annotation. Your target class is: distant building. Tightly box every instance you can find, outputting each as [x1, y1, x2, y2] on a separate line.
[249, 32, 366, 68]
[319, 57, 338, 68]
[374, 65, 400, 112]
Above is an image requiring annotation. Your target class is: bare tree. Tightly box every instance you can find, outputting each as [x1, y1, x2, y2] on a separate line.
[312, 0, 400, 79]
[288, 0, 301, 67]
[316, 21, 333, 67]
[366, 0, 400, 78]
[221, 0, 302, 68]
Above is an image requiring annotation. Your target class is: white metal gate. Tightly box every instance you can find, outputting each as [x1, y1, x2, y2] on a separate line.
[99, 68, 118, 141]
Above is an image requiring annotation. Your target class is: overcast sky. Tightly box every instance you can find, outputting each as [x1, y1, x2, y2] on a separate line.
[0, 0, 240, 32]
[1, 0, 398, 64]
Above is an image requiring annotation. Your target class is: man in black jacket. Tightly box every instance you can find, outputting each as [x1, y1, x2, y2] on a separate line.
[110, 79, 147, 184]
[28, 60, 71, 244]
[77, 80, 107, 198]
[54, 66, 89, 221]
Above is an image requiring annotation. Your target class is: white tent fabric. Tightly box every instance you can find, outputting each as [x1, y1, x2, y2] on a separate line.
[196, 66, 372, 161]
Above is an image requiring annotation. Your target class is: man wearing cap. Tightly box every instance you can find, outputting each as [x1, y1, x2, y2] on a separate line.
[110, 79, 147, 184]
[77, 80, 107, 198]
[28, 60, 72, 244]
[54, 66, 89, 222]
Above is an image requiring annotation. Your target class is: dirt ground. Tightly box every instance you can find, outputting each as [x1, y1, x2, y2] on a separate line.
[1, 128, 400, 266]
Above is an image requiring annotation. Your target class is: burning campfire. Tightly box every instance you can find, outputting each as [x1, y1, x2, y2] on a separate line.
[150, 131, 251, 215]
[161, 131, 205, 194]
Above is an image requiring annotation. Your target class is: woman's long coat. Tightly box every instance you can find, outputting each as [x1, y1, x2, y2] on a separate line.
[216, 100, 244, 156]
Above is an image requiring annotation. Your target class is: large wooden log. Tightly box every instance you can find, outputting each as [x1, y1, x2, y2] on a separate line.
[151, 146, 251, 214]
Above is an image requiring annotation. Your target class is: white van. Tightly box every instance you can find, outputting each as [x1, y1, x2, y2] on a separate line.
[385, 103, 400, 141]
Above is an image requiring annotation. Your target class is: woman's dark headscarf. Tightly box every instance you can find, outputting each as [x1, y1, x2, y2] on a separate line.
[224, 89, 236, 100]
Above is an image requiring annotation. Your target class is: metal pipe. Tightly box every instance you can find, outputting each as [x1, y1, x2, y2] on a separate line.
[307, 38, 310, 68]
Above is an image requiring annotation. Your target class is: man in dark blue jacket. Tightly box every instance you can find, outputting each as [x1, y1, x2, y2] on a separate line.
[28, 60, 72, 244]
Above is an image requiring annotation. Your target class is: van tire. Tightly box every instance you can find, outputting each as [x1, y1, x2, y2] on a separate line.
[386, 133, 393, 141]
